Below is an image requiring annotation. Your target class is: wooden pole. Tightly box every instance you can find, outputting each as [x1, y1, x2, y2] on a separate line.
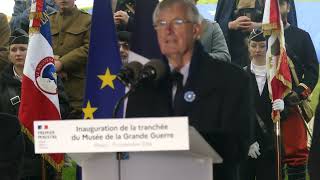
[42, 157, 47, 180]
[275, 121, 282, 180]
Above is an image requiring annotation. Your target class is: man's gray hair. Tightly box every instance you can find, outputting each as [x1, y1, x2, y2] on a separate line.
[152, 0, 201, 25]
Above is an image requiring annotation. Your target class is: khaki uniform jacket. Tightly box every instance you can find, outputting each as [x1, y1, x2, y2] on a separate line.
[50, 7, 91, 114]
[0, 13, 10, 71]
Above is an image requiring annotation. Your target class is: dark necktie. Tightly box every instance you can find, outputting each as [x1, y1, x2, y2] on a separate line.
[171, 71, 184, 115]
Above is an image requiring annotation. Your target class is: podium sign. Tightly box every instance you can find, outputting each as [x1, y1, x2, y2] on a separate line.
[34, 117, 189, 153]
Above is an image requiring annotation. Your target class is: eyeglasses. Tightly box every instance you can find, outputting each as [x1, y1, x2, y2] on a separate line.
[154, 19, 193, 30]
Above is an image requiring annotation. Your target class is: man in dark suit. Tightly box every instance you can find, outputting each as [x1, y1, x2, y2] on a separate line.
[126, 0, 255, 179]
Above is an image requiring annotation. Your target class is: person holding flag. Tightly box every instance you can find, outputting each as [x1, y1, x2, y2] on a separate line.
[0, 27, 69, 180]
[262, 0, 318, 179]
[239, 29, 281, 180]
[279, 0, 318, 178]
[6, 0, 70, 179]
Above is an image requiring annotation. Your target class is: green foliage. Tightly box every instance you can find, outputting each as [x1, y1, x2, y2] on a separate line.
[310, 64, 320, 111]
[62, 162, 76, 180]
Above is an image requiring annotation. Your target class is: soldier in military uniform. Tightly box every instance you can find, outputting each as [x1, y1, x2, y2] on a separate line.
[50, 0, 91, 118]
[114, 0, 136, 31]
[0, 13, 10, 71]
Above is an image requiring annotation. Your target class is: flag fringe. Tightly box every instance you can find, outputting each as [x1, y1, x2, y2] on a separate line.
[29, 12, 43, 20]
[275, 72, 292, 96]
[262, 23, 279, 35]
[41, 154, 64, 172]
[21, 125, 64, 172]
[29, 27, 41, 34]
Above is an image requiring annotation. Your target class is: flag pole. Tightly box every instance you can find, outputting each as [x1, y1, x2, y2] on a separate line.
[274, 120, 282, 180]
[42, 157, 47, 180]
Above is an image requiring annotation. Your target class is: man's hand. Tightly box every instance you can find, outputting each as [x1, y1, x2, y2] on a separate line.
[114, 10, 129, 25]
[228, 16, 252, 31]
[248, 141, 261, 159]
[228, 16, 262, 32]
[272, 99, 285, 112]
[54, 55, 63, 72]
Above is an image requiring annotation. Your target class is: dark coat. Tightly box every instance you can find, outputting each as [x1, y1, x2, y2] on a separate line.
[215, 0, 297, 67]
[0, 64, 70, 178]
[284, 25, 319, 94]
[239, 67, 277, 180]
[115, 0, 136, 32]
[308, 96, 320, 180]
[130, 0, 162, 59]
[0, 113, 24, 180]
[0, 64, 70, 119]
[245, 67, 274, 152]
[126, 42, 255, 180]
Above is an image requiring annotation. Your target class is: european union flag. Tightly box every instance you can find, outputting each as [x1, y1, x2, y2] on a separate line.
[82, 0, 125, 119]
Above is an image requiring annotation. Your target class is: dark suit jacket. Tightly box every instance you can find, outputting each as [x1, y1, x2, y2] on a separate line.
[126, 41, 255, 180]
[215, 0, 297, 67]
[308, 97, 320, 180]
[245, 67, 274, 153]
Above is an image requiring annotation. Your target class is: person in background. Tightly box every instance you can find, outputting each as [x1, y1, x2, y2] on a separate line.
[114, 0, 136, 31]
[126, 0, 255, 179]
[0, 113, 24, 180]
[50, 0, 91, 119]
[10, 0, 58, 31]
[0, 28, 69, 180]
[192, 0, 231, 62]
[215, 0, 297, 67]
[280, 0, 319, 178]
[117, 31, 131, 65]
[240, 29, 279, 180]
[0, 13, 10, 71]
[308, 97, 320, 180]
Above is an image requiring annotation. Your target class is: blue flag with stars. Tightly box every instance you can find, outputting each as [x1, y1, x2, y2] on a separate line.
[82, 0, 125, 119]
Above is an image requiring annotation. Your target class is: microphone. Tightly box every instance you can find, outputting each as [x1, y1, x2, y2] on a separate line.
[138, 59, 167, 82]
[113, 59, 167, 118]
[117, 61, 143, 86]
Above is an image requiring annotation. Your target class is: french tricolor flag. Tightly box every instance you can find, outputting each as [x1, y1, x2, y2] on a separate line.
[18, 0, 64, 171]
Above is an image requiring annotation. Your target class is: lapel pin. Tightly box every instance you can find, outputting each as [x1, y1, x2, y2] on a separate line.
[184, 91, 196, 102]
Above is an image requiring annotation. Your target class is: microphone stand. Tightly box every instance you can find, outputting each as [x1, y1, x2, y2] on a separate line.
[113, 74, 149, 118]
[112, 86, 135, 118]
[112, 81, 139, 180]
[112, 68, 157, 180]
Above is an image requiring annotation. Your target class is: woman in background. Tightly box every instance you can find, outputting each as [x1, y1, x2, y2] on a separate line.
[0, 28, 70, 180]
[240, 29, 284, 180]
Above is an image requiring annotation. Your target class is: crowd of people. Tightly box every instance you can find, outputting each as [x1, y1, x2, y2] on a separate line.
[0, 0, 319, 180]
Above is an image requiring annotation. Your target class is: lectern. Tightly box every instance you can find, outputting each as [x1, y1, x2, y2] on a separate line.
[69, 127, 222, 180]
